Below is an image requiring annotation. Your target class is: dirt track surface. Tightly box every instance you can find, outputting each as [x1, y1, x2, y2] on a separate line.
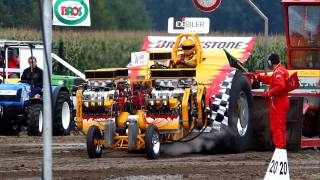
[0, 135, 319, 180]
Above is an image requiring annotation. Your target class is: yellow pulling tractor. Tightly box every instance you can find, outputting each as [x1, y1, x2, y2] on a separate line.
[76, 33, 254, 159]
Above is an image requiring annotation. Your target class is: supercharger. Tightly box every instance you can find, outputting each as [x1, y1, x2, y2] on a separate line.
[81, 80, 119, 117]
[146, 79, 198, 117]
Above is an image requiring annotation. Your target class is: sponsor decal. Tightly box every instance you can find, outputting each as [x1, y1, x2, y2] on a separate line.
[130, 51, 148, 67]
[0, 90, 17, 95]
[142, 36, 255, 50]
[53, 0, 91, 26]
[298, 77, 320, 89]
[168, 17, 210, 34]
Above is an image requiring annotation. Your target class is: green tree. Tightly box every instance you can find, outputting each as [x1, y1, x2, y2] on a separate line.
[83, 0, 152, 30]
[90, 0, 118, 30]
[106, 0, 151, 30]
[144, 0, 284, 34]
[0, 0, 40, 28]
[0, 0, 151, 31]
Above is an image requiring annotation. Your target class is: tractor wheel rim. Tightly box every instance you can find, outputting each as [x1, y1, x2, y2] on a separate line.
[62, 102, 71, 130]
[236, 92, 249, 137]
[95, 139, 102, 154]
[152, 132, 160, 154]
[39, 110, 43, 133]
[96, 143, 102, 153]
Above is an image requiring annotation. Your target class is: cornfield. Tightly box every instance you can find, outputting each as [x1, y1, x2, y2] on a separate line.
[0, 28, 286, 74]
[245, 35, 286, 72]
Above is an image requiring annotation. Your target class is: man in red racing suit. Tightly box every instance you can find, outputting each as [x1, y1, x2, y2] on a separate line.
[250, 54, 289, 149]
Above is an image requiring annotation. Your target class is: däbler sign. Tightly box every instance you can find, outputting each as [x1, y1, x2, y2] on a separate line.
[53, 0, 91, 26]
[168, 17, 210, 34]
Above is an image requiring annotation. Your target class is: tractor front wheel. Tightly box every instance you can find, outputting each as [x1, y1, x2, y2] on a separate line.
[145, 125, 160, 159]
[27, 103, 43, 136]
[53, 91, 73, 135]
[86, 125, 103, 158]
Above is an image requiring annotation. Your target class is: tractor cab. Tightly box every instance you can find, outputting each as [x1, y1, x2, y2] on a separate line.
[0, 41, 43, 84]
[0, 41, 75, 136]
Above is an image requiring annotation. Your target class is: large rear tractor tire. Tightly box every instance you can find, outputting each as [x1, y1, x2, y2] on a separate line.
[227, 71, 253, 153]
[53, 91, 73, 136]
[145, 125, 160, 159]
[87, 125, 103, 158]
[27, 103, 43, 136]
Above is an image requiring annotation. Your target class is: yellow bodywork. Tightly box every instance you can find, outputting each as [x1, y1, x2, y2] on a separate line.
[135, 38, 251, 94]
[137, 110, 147, 130]
[5, 78, 20, 83]
[117, 112, 129, 128]
[196, 85, 205, 128]
[289, 69, 320, 77]
[104, 99, 113, 108]
[76, 89, 83, 130]
[146, 115, 180, 130]
[182, 88, 191, 129]
[95, 134, 146, 151]
[169, 98, 179, 109]
[112, 134, 145, 150]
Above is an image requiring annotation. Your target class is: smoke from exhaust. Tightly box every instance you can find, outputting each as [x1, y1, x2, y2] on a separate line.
[160, 100, 270, 156]
[161, 128, 234, 156]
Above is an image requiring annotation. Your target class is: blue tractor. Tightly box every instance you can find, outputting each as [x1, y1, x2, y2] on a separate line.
[0, 41, 74, 136]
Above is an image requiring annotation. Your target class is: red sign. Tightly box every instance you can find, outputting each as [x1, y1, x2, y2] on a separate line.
[193, 0, 222, 12]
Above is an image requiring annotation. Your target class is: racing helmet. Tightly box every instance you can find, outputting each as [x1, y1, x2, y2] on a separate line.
[182, 39, 195, 51]
[182, 39, 195, 56]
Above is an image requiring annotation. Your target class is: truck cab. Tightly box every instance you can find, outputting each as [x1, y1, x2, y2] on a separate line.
[0, 41, 44, 83]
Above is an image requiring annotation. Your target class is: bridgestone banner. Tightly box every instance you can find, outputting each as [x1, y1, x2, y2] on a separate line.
[53, 0, 91, 26]
[142, 36, 255, 51]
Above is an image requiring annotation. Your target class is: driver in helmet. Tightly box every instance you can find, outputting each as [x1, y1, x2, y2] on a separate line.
[171, 38, 197, 68]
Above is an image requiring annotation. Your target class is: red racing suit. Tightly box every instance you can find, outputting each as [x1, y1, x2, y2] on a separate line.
[257, 64, 289, 149]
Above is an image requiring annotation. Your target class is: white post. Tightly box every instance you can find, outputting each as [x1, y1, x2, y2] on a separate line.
[245, 0, 268, 36]
[42, 0, 53, 179]
[245, 0, 269, 75]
